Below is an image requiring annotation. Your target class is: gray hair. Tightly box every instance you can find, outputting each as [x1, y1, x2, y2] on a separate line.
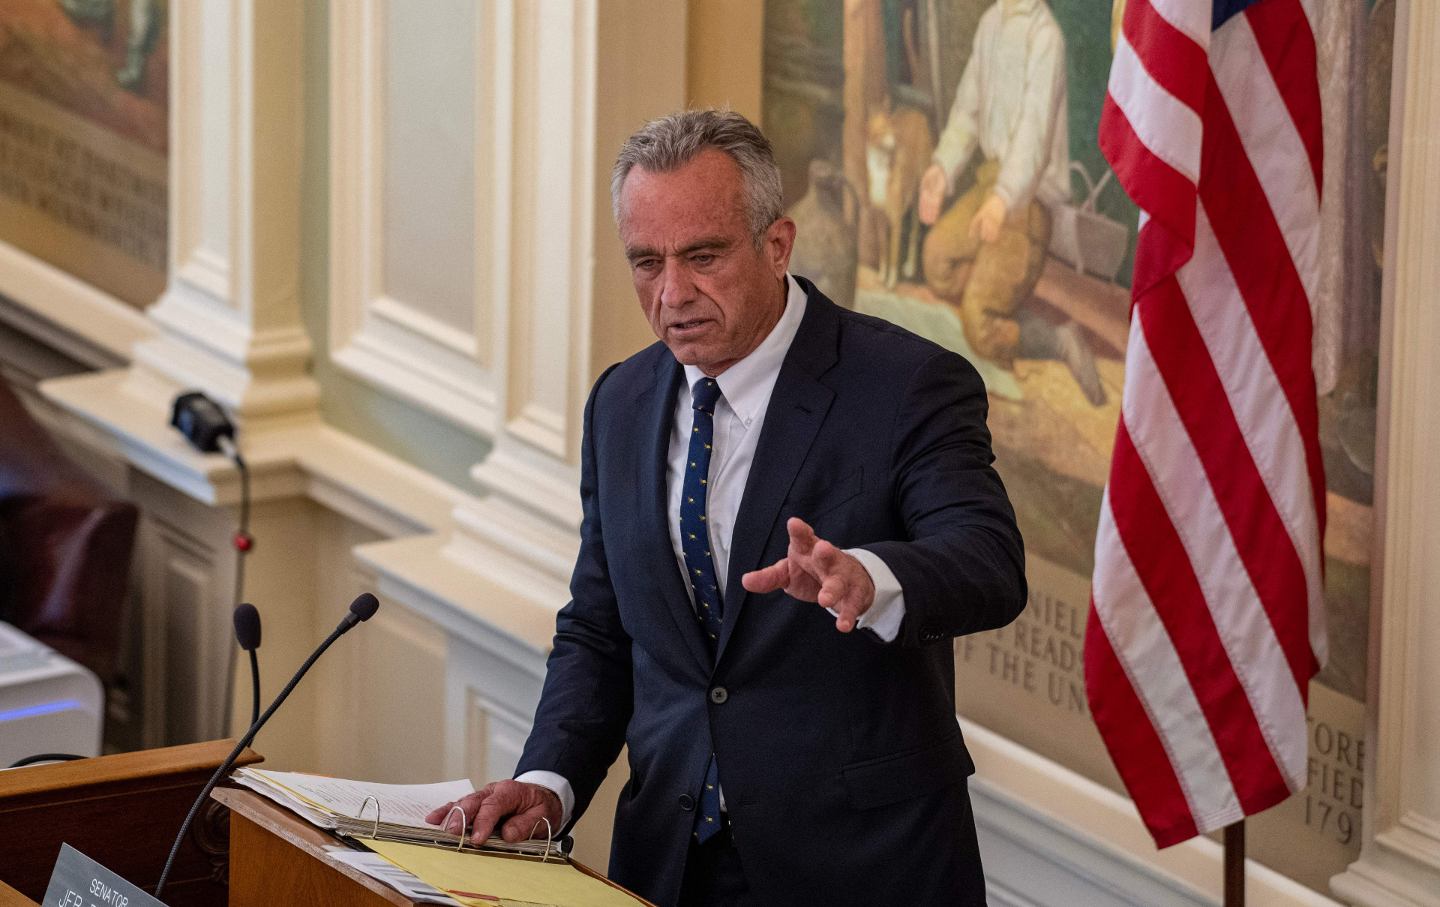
[610, 109, 784, 243]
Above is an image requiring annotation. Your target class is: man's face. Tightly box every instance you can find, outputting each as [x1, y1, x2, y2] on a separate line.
[618, 149, 796, 376]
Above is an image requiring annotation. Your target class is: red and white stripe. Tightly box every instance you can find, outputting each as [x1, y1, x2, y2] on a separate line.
[1087, 0, 1326, 847]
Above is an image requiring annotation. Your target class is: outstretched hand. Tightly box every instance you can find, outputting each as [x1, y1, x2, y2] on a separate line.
[742, 517, 876, 632]
[425, 780, 563, 845]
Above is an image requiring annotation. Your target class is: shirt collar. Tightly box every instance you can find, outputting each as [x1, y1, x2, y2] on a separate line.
[683, 274, 807, 425]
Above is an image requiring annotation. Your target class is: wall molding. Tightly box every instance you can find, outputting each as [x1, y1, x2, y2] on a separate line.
[1331, 0, 1440, 903]
[124, 0, 319, 425]
[0, 244, 154, 367]
[962, 720, 1342, 906]
[496, 0, 598, 462]
[329, 0, 612, 455]
[329, 0, 500, 437]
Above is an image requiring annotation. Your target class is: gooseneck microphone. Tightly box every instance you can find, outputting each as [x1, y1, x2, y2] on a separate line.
[155, 593, 381, 897]
[233, 603, 262, 728]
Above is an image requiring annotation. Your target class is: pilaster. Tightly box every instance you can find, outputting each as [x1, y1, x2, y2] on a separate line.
[1331, 0, 1440, 903]
[362, 0, 686, 668]
[128, 0, 318, 423]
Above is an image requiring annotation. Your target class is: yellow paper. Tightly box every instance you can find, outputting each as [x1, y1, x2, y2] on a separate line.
[366, 840, 644, 907]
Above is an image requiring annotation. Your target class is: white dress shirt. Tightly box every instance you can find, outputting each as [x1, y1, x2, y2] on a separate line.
[518, 276, 908, 825]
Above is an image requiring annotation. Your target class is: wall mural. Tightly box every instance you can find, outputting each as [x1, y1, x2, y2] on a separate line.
[765, 0, 1390, 891]
[0, 0, 167, 309]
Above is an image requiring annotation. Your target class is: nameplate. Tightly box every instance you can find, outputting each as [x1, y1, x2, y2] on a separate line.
[42, 844, 167, 907]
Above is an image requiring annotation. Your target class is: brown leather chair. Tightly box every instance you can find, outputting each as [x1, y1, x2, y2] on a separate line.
[0, 375, 137, 686]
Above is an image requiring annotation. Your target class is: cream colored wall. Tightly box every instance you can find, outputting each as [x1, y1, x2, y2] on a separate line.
[686, 0, 765, 120]
[299, 0, 491, 492]
[586, 1, 766, 375]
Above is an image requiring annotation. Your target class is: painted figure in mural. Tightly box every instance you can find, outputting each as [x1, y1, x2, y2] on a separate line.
[918, 0, 1106, 405]
[56, 0, 163, 91]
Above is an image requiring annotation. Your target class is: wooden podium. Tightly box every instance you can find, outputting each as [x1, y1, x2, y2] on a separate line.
[216, 787, 422, 906]
[0, 740, 260, 906]
[215, 787, 655, 906]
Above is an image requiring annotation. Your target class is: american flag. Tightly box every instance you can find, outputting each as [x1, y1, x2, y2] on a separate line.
[1085, 0, 1327, 847]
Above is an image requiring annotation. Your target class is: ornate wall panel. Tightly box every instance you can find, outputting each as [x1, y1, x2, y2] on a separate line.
[331, 0, 503, 436]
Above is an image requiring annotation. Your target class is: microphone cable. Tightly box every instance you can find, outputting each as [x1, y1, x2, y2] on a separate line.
[217, 435, 254, 731]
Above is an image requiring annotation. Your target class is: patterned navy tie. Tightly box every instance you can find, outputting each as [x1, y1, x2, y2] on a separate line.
[680, 377, 724, 842]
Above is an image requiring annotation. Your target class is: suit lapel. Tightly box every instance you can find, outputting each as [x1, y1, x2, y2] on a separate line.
[638, 355, 714, 671]
[717, 287, 839, 660]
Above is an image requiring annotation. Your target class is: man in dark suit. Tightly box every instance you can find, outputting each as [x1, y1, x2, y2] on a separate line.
[428, 110, 1025, 906]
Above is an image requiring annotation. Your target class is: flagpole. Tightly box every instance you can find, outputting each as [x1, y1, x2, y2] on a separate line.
[1223, 821, 1245, 907]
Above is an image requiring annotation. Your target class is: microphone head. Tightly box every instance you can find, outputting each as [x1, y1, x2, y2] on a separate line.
[233, 603, 262, 651]
[348, 593, 380, 623]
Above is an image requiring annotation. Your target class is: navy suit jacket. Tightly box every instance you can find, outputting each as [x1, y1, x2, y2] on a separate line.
[516, 278, 1026, 905]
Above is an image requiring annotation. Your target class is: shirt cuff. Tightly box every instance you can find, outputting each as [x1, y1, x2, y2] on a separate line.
[837, 548, 906, 643]
[513, 770, 575, 830]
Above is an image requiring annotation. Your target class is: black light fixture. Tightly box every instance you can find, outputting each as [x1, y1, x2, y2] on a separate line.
[169, 390, 236, 454]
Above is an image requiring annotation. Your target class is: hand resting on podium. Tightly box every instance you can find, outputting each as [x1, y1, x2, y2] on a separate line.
[426, 779, 563, 844]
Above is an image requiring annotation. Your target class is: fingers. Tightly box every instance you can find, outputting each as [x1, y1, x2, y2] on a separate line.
[470, 788, 517, 843]
[425, 801, 452, 825]
[426, 781, 558, 844]
[967, 210, 984, 242]
[742, 556, 790, 593]
[816, 571, 849, 611]
[812, 542, 847, 608]
[786, 517, 817, 554]
[426, 787, 488, 832]
[751, 522, 874, 631]
[500, 802, 557, 843]
[918, 188, 940, 226]
[919, 166, 947, 224]
[969, 212, 1001, 244]
[813, 540, 875, 633]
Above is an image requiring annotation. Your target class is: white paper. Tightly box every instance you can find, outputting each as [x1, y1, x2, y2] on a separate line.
[239, 768, 473, 827]
[325, 845, 464, 905]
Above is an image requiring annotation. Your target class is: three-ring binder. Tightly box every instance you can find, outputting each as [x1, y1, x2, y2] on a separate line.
[348, 792, 567, 862]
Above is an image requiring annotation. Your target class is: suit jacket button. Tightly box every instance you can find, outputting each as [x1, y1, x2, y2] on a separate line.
[709, 686, 728, 704]
[679, 794, 695, 811]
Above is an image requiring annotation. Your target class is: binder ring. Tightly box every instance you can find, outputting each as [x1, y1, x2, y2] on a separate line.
[527, 816, 555, 863]
[357, 796, 381, 839]
[442, 805, 468, 852]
